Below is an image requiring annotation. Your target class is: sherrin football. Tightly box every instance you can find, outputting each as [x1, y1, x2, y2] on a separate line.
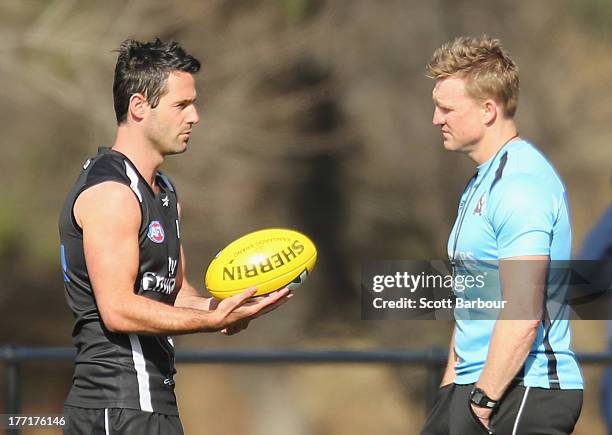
[205, 228, 317, 299]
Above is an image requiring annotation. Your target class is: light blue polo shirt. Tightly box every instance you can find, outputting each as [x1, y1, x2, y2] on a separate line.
[448, 138, 583, 389]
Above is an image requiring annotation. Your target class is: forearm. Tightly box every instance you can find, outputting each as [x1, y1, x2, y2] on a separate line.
[477, 257, 547, 399]
[476, 319, 539, 399]
[440, 327, 457, 386]
[102, 292, 220, 335]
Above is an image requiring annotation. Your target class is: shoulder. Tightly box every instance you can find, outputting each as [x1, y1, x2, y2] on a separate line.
[503, 140, 564, 185]
[489, 141, 565, 207]
[80, 149, 147, 205]
[487, 173, 560, 221]
[86, 150, 132, 180]
[493, 172, 557, 197]
[74, 182, 141, 230]
[79, 180, 138, 202]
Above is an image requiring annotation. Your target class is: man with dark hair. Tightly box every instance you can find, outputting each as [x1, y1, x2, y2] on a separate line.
[420, 36, 582, 434]
[59, 38, 291, 435]
[113, 39, 202, 124]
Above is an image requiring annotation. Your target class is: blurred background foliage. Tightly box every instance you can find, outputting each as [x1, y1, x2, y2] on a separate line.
[0, 0, 611, 434]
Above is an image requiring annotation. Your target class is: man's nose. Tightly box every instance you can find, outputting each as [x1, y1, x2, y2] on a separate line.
[432, 107, 444, 126]
[187, 105, 200, 126]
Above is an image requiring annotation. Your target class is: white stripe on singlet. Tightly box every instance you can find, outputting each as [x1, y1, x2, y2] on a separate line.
[512, 386, 530, 435]
[124, 161, 143, 203]
[129, 334, 153, 412]
[104, 408, 110, 435]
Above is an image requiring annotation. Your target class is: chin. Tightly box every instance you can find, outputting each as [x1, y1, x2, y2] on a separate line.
[443, 138, 466, 152]
[163, 145, 188, 156]
[442, 141, 456, 151]
[177, 139, 190, 152]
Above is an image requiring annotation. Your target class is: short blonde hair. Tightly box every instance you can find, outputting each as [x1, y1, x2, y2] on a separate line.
[426, 36, 519, 118]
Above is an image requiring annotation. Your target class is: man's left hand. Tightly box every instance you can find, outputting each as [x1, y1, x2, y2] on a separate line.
[471, 403, 493, 429]
[220, 319, 250, 335]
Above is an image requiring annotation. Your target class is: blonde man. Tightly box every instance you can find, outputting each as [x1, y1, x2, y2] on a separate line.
[420, 36, 582, 435]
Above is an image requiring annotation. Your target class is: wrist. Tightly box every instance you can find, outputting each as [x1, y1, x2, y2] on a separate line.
[470, 386, 499, 410]
[474, 381, 502, 401]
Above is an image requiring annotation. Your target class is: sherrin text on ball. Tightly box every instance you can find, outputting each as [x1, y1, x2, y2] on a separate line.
[205, 228, 317, 299]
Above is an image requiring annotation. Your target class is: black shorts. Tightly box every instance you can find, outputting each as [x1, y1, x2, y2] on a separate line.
[420, 382, 582, 435]
[63, 405, 183, 435]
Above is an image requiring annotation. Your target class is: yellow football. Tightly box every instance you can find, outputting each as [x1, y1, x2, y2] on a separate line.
[205, 228, 317, 299]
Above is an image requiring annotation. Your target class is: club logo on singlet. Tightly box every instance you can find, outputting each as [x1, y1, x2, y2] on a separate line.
[147, 221, 165, 243]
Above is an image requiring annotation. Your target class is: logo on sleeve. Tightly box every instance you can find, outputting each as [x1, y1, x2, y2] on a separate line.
[147, 221, 165, 243]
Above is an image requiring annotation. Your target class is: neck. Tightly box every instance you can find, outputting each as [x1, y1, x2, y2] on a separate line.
[470, 120, 518, 165]
[112, 125, 163, 189]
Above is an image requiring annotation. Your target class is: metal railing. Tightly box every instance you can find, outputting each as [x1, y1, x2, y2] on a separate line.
[2, 346, 611, 434]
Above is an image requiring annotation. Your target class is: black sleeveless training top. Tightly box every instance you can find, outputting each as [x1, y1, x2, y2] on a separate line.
[59, 147, 181, 414]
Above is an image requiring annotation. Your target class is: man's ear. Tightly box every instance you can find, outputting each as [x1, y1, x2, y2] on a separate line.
[128, 93, 147, 122]
[482, 99, 498, 126]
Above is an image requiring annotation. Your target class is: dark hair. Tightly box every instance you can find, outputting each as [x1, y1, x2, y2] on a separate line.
[113, 38, 201, 124]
